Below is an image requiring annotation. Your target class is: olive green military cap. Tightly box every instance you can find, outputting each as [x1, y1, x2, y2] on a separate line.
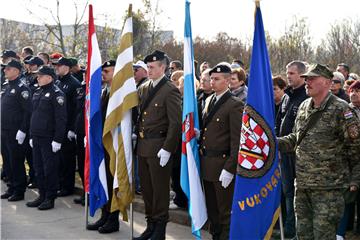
[301, 63, 334, 79]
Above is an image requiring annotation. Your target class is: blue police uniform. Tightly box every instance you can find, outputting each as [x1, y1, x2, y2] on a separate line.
[1, 77, 32, 199]
[55, 72, 82, 195]
[30, 82, 67, 201]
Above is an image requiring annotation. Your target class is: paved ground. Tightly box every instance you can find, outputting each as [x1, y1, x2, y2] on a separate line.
[0, 181, 211, 240]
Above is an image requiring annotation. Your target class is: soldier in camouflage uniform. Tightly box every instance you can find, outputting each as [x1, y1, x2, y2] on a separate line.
[278, 64, 360, 240]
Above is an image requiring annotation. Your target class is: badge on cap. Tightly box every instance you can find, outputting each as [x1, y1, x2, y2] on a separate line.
[21, 90, 29, 100]
[153, 56, 157, 61]
[107, 61, 110, 66]
[10, 89, 15, 94]
[45, 92, 50, 97]
[56, 96, 65, 106]
[217, 67, 221, 72]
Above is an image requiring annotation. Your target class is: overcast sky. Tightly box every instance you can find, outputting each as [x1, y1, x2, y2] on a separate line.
[1, 0, 360, 46]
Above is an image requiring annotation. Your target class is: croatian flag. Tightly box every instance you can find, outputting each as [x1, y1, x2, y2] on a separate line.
[85, 4, 108, 217]
[180, 0, 207, 238]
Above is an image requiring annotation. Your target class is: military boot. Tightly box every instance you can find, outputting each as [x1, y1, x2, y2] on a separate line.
[98, 211, 120, 234]
[87, 208, 109, 231]
[149, 220, 167, 240]
[133, 219, 156, 240]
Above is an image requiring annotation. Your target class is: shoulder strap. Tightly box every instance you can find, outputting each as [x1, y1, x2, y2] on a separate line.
[296, 95, 335, 147]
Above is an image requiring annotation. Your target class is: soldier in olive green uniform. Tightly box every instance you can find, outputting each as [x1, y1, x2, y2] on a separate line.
[200, 63, 244, 240]
[134, 50, 182, 240]
[278, 64, 360, 240]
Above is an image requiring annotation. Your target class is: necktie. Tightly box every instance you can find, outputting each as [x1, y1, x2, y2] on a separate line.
[208, 95, 216, 112]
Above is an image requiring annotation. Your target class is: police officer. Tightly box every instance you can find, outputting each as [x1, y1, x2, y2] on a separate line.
[86, 60, 120, 234]
[200, 63, 244, 240]
[23, 56, 44, 92]
[54, 57, 82, 196]
[26, 66, 67, 210]
[134, 50, 181, 240]
[1, 60, 32, 201]
[1, 50, 18, 85]
[278, 64, 360, 239]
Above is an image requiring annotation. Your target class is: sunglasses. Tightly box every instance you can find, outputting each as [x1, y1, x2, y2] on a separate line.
[332, 80, 342, 84]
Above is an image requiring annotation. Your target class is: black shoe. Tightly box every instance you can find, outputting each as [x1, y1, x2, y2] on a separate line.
[87, 209, 109, 231]
[57, 189, 73, 197]
[98, 219, 119, 234]
[150, 220, 167, 240]
[26, 196, 44, 208]
[1, 191, 12, 199]
[133, 220, 156, 240]
[135, 190, 142, 195]
[38, 199, 54, 210]
[8, 194, 24, 202]
[27, 182, 37, 189]
[73, 195, 85, 205]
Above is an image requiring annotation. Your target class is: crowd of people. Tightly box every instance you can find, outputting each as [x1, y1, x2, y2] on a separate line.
[1, 45, 360, 240]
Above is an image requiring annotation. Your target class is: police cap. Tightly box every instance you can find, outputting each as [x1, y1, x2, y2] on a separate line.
[144, 50, 167, 64]
[301, 64, 334, 79]
[25, 56, 44, 66]
[3, 60, 22, 71]
[1, 50, 17, 58]
[102, 60, 116, 69]
[34, 66, 56, 79]
[209, 62, 232, 76]
[54, 57, 73, 67]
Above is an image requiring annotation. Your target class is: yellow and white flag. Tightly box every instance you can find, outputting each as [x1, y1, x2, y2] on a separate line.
[102, 5, 138, 221]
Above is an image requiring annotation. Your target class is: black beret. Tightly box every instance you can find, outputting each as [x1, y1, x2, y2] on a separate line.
[1, 50, 17, 58]
[25, 56, 44, 66]
[209, 63, 232, 75]
[54, 57, 73, 67]
[34, 66, 56, 79]
[102, 60, 116, 69]
[3, 60, 22, 71]
[144, 50, 167, 64]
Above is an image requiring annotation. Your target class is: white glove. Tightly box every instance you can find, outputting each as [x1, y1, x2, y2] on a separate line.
[29, 139, 33, 148]
[194, 128, 200, 140]
[51, 141, 61, 153]
[132, 133, 137, 141]
[67, 131, 76, 141]
[15, 130, 26, 145]
[157, 148, 171, 167]
[84, 137, 87, 148]
[219, 169, 234, 189]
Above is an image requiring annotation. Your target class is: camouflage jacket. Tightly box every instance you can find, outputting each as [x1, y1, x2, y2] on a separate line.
[278, 93, 360, 189]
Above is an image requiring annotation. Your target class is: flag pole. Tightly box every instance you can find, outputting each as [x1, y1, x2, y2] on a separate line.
[278, 161, 285, 240]
[127, 4, 134, 239]
[85, 193, 89, 228]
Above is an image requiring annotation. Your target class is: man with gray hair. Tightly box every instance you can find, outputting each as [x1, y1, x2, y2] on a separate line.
[331, 71, 350, 102]
[275, 60, 308, 238]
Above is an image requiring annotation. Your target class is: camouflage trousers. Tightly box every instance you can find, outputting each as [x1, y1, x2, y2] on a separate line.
[295, 188, 344, 240]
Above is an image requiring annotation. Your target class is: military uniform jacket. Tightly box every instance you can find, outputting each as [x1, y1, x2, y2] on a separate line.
[278, 93, 360, 189]
[56, 73, 82, 132]
[200, 91, 244, 181]
[30, 82, 67, 143]
[1, 78, 32, 132]
[136, 77, 182, 157]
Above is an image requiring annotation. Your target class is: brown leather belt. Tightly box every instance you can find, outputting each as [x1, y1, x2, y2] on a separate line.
[138, 131, 167, 139]
[199, 149, 230, 157]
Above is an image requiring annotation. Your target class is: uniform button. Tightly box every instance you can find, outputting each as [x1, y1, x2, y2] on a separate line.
[216, 118, 220, 122]
[223, 154, 226, 158]
[155, 103, 158, 107]
[204, 128, 207, 131]
[202, 137, 206, 140]
[203, 146, 206, 149]
[144, 112, 147, 115]
[142, 119, 144, 122]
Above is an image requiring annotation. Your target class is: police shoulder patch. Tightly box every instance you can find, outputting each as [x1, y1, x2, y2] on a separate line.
[21, 90, 29, 100]
[56, 96, 65, 106]
[347, 123, 359, 140]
